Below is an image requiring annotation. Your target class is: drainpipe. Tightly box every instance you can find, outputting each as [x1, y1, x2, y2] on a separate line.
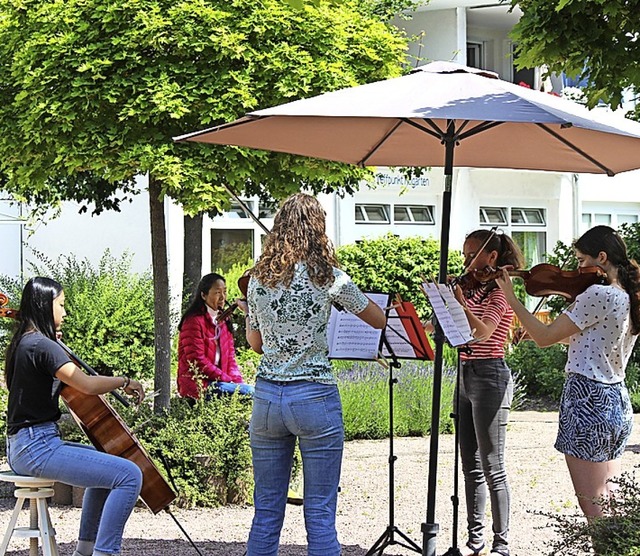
[572, 173, 580, 237]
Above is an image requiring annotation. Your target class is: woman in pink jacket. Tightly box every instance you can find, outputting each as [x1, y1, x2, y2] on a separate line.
[177, 273, 254, 400]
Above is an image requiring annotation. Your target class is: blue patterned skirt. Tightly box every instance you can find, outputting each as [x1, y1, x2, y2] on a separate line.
[555, 372, 633, 462]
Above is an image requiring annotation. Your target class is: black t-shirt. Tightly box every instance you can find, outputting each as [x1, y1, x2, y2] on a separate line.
[6, 332, 72, 435]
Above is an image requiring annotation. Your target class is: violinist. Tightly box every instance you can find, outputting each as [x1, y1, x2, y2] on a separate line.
[452, 229, 524, 556]
[495, 225, 639, 531]
[177, 273, 254, 400]
[5, 277, 145, 556]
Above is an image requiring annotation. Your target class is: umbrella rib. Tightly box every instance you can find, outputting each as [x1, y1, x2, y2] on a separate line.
[405, 118, 446, 140]
[360, 120, 405, 166]
[536, 123, 615, 176]
[458, 120, 505, 140]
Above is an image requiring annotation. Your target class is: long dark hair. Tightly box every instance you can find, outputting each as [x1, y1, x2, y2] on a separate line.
[574, 225, 640, 334]
[466, 229, 525, 269]
[4, 277, 63, 388]
[178, 273, 232, 332]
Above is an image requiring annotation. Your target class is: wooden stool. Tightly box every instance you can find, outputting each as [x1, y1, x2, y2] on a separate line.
[0, 471, 60, 556]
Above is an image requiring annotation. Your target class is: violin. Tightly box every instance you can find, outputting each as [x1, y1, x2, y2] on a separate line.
[474, 263, 608, 302]
[215, 301, 239, 323]
[0, 293, 19, 319]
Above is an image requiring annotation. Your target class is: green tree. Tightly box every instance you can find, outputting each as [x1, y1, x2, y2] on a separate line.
[511, 0, 640, 110]
[0, 0, 408, 410]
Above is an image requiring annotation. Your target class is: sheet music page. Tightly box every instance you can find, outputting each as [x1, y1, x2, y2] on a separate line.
[328, 293, 389, 360]
[382, 306, 418, 358]
[421, 282, 474, 346]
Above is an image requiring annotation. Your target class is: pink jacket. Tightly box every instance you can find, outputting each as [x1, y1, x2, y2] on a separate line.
[177, 312, 243, 399]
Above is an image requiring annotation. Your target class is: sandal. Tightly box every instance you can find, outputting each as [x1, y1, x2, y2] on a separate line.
[462, 541, 486, 556]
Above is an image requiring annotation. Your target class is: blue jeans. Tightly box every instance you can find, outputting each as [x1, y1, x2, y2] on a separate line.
[7, 422, 142, 555]
[457, 358, 513, 553]
[208, 381, 255, 398]
[247, 378, 344, 556]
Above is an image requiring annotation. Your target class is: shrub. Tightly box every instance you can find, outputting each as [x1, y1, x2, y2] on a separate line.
[337, 234, 464, 319]
[0, 249, 156, 380]
[119, 394, 253, 508]
[505, 341, 567, 401]
[544, 467, 640, 556]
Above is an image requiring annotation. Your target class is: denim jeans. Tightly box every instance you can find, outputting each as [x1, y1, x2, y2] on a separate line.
[7, 422, 142, 555]
[457, 358, 513, 553]
[208, 381, 255, 397]
[247, 378, 344, 556]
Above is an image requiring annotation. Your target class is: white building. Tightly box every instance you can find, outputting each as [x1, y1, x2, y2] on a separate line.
[1, 0, 639, 295]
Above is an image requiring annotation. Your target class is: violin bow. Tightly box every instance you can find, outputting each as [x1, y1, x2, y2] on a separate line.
[452, 226, 499, 287]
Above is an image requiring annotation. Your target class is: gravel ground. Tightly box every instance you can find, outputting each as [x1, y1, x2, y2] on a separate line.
[1, 410, 639, 556]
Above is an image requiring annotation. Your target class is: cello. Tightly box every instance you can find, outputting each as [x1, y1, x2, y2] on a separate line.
[0, 293, 176, 514]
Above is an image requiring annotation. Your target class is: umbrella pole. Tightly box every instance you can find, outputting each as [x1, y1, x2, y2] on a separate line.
[422, 131, 455, 556]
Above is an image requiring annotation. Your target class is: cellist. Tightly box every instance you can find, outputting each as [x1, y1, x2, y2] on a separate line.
[5, 277, 145, 556]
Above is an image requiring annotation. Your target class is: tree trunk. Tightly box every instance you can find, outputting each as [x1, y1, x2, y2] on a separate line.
[148, 177, 171, 413]
[183, 212, 203, 311]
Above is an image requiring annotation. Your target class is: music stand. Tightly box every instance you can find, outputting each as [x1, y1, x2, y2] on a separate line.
[366, 298, 434, 556]
[419, 280, 476, 556]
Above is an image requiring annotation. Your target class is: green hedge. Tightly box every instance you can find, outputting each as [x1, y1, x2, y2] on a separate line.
[0, 250, 156, 380]
[337, 233, 464, 318]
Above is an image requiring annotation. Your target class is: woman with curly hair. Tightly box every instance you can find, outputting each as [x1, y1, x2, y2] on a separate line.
[496, 225, 639, 527]
[237, 193, 386, 556]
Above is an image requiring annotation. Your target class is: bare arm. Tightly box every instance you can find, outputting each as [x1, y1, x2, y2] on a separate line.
[245, 316, 264, 354]
[495, 270, 579, 347]
[356, 298, 387, 329]
[237, 299, 263, 354]
[55, 363, 145, 401]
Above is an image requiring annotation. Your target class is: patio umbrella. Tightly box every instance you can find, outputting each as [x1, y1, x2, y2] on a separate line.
[175, 61, 640, 556]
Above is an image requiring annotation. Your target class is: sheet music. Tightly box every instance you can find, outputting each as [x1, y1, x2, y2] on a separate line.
[383, 307, 418, 358]
[422, 282, 474, 346]
[328, 293, 389, 360]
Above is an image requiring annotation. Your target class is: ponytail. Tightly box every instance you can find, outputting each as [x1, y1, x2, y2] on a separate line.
[617, 260, 640, 335]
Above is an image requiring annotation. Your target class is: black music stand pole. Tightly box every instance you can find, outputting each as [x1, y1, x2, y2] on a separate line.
[442, 344, 472, 556]
[366, 331, 422, 556]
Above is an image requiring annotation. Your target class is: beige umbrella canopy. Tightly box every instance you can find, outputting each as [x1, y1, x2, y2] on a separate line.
[176, 61, 640, 176]
[175, 61, 640, 556]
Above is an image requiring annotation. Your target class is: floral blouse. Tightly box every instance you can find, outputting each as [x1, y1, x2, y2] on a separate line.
[247, 263, 369, 383]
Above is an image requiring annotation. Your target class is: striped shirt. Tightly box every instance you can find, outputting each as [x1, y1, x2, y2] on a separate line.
[460, 286, 513, 360]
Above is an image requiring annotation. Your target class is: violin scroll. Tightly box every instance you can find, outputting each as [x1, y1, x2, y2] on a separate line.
[0, 293, 20, 319]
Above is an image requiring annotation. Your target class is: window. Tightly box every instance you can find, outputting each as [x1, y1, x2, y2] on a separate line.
[512, 231, 547, 268]
[211, 229, 253, 273]
[511, 207, 545, 226]
[393, 205, 435, 224]
[228, 200, 254, 219]
[355, 204, 390, 224]
[595, 213, 612, 226]
[479, 207, 508, 225]
[619, 214, 639, 225]
[258, 199, 278, 219]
